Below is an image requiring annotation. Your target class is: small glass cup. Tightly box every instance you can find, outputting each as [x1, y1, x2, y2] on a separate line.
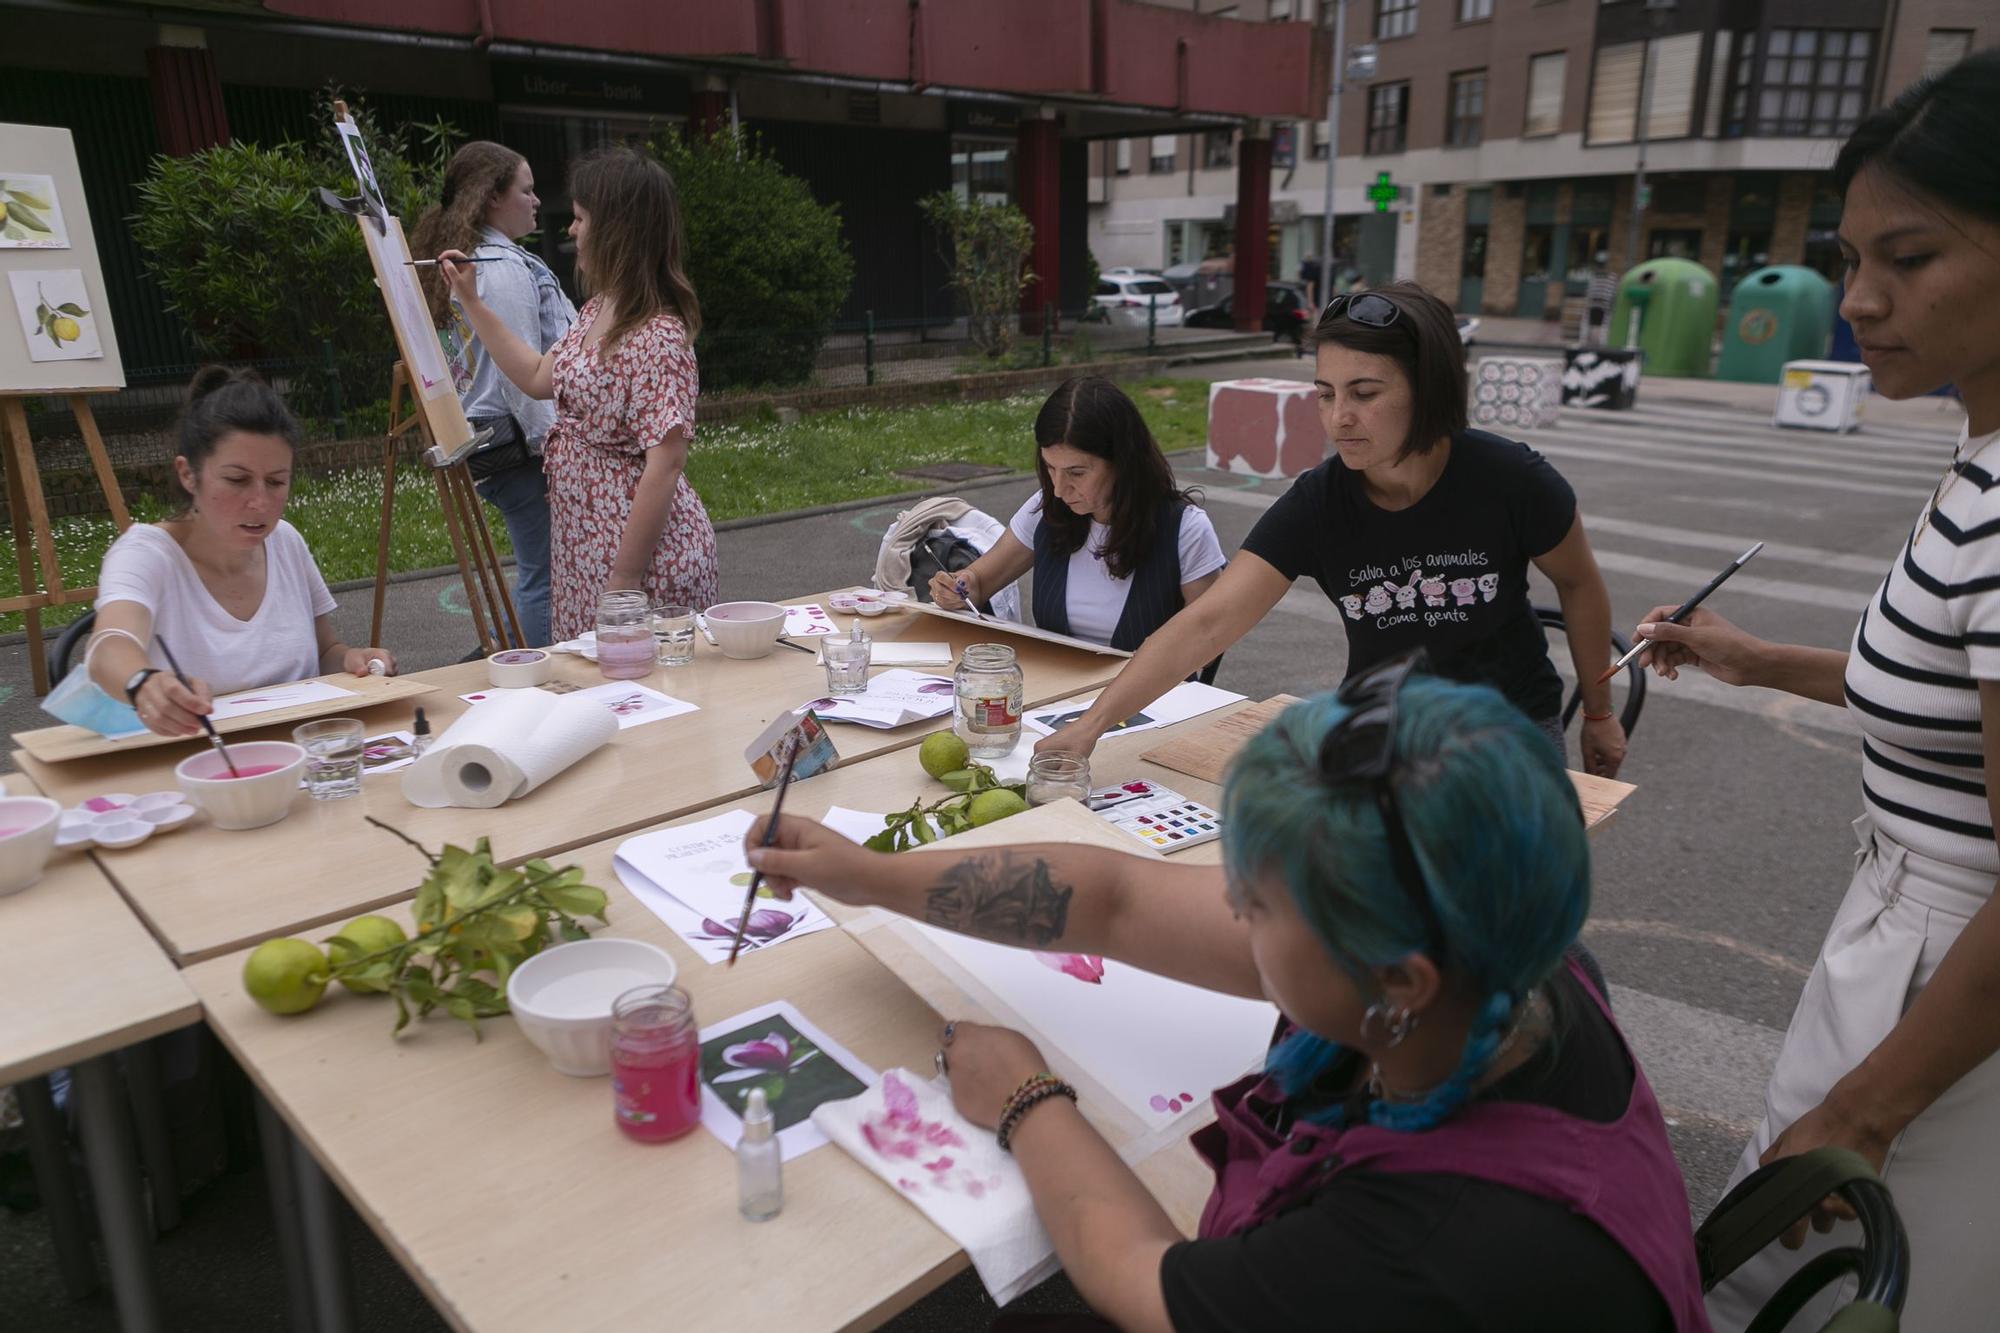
[1026, 752, 1092, 807]
[293, 717, 365, 801]
[651, 602, 696, 667]
[821, 630, 873, 696]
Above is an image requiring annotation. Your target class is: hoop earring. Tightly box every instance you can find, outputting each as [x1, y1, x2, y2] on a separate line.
[1361, 1001, 1418, 1048]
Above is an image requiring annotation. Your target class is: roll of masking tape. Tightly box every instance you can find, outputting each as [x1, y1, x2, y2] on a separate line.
[487, 648, 554, 688]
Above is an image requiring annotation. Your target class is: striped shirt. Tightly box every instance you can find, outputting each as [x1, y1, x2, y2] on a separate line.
[1845, 423, 2000, 873]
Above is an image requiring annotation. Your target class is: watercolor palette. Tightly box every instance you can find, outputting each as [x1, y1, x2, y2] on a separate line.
[56, 791, 198, 850]
[1087, 780, 1221, 853]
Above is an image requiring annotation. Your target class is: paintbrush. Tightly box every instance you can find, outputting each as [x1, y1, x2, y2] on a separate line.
[774, 636, 818, 656]
[1597, 541, 1765, 684]
[729, 734, 803, 966]
[154, 637, 240, 777]
[405, 257, 504, 267]
[954, 577, 988, 622]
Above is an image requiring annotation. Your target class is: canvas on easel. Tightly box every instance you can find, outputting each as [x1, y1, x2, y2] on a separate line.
[0, 122, 132, 694]
[328, 102, 520, 653]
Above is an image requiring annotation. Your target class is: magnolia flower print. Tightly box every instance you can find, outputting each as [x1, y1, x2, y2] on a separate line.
[712, 1030, 821, 1086]
[694, 908, 799, 949]
[1034, 952, 1106, 984]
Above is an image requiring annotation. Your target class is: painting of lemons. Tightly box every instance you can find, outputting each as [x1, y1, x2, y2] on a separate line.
[10, 268, 100, 361]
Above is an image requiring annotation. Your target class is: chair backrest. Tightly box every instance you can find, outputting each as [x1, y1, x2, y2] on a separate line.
[1695, 1147, 1908, 1332]
[47, 609, 97, 684]
[1533, 604, 1647, 738]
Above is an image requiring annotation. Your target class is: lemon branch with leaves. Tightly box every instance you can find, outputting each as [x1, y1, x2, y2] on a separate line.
[321, 817, 611, 1038]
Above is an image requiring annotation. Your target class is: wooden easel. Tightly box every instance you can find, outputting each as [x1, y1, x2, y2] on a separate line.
[370, 362, 521, 655]
[1, 391, 132, 694]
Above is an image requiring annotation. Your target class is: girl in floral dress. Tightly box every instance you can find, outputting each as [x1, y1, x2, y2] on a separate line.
[440, 146, 719, 640]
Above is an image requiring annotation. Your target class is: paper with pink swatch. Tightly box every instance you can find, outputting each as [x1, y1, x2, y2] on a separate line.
[613, 809, 837, 963]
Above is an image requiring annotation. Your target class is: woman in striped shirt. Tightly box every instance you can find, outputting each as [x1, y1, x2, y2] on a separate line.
[1632, 50, 2000, 1330]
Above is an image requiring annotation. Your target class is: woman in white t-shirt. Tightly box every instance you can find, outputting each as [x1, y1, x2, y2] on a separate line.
[88, 368, 396, 738]
[931, 377, 1225, 650]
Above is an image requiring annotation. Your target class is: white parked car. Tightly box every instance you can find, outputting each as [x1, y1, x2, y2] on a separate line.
[1092, 275, 1184, 328]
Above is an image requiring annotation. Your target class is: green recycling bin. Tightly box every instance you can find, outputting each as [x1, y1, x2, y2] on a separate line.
[1608, 258, 1718, 379]
[1716, 265, 1835, 383]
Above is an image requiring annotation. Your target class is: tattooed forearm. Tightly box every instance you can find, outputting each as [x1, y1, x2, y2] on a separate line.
[923, 852, 1073, 946]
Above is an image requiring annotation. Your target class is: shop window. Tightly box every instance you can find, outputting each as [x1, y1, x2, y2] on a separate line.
[1646, 228, 1703, 261]
[1720, 229, 1771, 293]
[1462, 226, 1489, 278]
[1203, 131, 1236, 170]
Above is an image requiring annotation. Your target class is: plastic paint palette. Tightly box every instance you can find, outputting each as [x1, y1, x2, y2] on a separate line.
[1087, 780, 1221, 854]
[56, 791, 198, 851]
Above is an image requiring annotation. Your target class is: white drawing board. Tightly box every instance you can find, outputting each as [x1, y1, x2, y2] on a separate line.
[0, 123, 123, 392]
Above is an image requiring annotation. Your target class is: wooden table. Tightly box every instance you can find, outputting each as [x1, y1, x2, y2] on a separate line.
[185, 699, 1637, 1333]
[1, 773, 200, 1333]
[14, 594, 1123, 965]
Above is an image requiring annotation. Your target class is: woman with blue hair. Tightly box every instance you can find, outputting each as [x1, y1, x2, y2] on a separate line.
[748, 657, 1708, 1330]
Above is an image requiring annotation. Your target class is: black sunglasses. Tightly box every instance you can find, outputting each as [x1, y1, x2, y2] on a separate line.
[1320, 291, 1401, 330]
[1319, 648, 1446, 958]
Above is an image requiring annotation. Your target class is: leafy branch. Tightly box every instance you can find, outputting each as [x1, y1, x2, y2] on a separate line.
[328, 818, 610, 1039]
[865, 762, 1027, 851]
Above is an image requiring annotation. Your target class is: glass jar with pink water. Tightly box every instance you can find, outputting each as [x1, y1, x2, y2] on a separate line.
[596, 590, 654, 680]
[611, 984, 701, 1143]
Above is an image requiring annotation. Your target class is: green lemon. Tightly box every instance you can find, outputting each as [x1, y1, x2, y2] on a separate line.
[967, 789, 1029, 827]
[919, 731, 971, 780]
[242, 938, 331, 1016]
[325, 915, 406, 994]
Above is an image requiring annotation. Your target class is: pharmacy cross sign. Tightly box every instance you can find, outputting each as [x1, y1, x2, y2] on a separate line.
[1367, 171, 1398, 213]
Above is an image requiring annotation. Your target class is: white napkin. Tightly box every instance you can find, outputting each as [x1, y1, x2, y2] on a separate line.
[812, 1068, 1058, 1306]
[401, 688, 616, 808]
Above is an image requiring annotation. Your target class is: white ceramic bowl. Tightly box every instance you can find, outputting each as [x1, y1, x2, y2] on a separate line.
[506, 937, 679, 1077]
[0, 797, 61, 896]
[174, 741, 306, 831]
[703, 601, 787, 660]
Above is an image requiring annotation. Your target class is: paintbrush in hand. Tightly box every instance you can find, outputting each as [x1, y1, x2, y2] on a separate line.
[1597, 541, 1765, 684]
[729, 735, 803, 966]
[154, 637, 239, 777]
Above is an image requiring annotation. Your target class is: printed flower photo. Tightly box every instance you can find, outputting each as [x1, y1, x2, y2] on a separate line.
[699, 1012, 869, 1134]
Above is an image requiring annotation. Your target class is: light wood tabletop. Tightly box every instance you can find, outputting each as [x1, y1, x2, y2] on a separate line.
[13, 594, 1123, 966]
[0, 774, 200, 1087]
[183, 699, 1638, 1333]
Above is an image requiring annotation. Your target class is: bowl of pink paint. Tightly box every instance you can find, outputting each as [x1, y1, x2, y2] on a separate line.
[0, 796, 62, 896]
[174, 741, 307, 831]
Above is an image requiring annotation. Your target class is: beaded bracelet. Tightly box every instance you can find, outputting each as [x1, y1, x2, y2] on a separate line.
[996, 1073, 1078, 1153]
[1581, 708, 1616, 722]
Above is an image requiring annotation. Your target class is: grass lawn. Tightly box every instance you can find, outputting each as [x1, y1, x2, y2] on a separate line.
[2, 376, 1211, 636]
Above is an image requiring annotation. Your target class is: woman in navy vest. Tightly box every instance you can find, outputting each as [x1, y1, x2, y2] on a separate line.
[930, 377, 1226, 651]
[746, 665, 1709, 1332]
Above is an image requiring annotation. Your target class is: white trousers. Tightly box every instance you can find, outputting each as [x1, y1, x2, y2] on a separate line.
[1707, 814, 2000, 1332]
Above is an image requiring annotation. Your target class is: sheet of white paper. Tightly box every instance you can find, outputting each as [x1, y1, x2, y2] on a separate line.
[820, 806, 894, 847]
[903, 600, 1130, 658]
[462, 680, 696, 730]
[698, 999, 879, 1161]
[402, 688, 615, 808]
[206, 679, 357, 723]
[913, 924, 1276, 1129]
[613, 810, 836, 962]
[784, 604, 836, 638]
[821, 641, 953, 668]
[801, 670, 955, 730]
[1023, 680, 1245, 738]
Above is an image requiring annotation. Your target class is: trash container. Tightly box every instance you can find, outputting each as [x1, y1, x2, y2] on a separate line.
[1563, 347, 1644, 410]
[1608, 259, 1718, 379]
[1717, 266, 1835, 383]
[1775, 360, 1870, 433]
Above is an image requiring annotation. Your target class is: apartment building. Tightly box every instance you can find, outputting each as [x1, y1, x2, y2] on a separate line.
[1091, 0, 1990, 325]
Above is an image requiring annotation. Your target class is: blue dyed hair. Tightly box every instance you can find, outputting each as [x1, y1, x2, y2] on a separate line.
[1221, 678, 1590, 1132]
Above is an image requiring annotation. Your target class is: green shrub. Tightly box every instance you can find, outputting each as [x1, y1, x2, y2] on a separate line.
[131, 93, 455, 416]
[918, 192, 1034, 360]
[648, 129, 854, 391]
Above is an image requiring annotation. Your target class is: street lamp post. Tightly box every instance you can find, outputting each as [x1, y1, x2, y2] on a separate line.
[1317, 0, 1346, 307]
[1625, 0, 1679, 273]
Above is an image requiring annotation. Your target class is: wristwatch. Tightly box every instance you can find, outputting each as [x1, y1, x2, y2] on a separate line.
[124, 667, 163, 705]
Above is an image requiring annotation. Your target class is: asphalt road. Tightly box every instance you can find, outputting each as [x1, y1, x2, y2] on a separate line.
[1, 361, 1970, 1329]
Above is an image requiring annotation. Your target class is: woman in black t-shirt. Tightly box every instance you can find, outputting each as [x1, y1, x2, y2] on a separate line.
[1038, 281, 1628, 778]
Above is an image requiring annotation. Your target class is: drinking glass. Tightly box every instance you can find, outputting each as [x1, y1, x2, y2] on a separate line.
[1026, 752, 1092, 807]
[651, 603, 696, 667]
[821, 631, 872, 696]
[293, 717, 365, 800]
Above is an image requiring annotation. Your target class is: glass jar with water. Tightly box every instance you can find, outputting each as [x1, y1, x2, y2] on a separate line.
[596, 590, 654, 680]
[953, 643, 1022, 758]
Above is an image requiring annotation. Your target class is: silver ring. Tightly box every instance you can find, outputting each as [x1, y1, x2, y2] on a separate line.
[941, 1020, 957, 1046]
[934, 1048, 948, 1076]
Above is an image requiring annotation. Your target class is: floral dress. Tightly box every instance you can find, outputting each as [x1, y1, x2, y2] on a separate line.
[544, 298, 720, 639]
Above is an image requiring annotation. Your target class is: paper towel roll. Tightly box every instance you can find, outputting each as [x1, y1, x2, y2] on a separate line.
[401, 689, 617, 809]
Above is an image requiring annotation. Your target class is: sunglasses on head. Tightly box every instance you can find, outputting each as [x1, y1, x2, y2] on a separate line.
[1318, 647, 1445, 958]
[1320, 292, 1401, 330]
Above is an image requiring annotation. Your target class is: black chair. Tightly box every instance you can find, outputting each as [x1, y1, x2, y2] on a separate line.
[46, 607, 96, 684]
[1533, 605, 1646, 739]
[1696, 1147, 1909, 1332]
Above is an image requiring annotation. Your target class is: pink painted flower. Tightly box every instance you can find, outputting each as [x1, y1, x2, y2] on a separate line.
[1034, 952, 1106, 984]
[695, 909, 797, 947]
[712, 1030, 821, 1085]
